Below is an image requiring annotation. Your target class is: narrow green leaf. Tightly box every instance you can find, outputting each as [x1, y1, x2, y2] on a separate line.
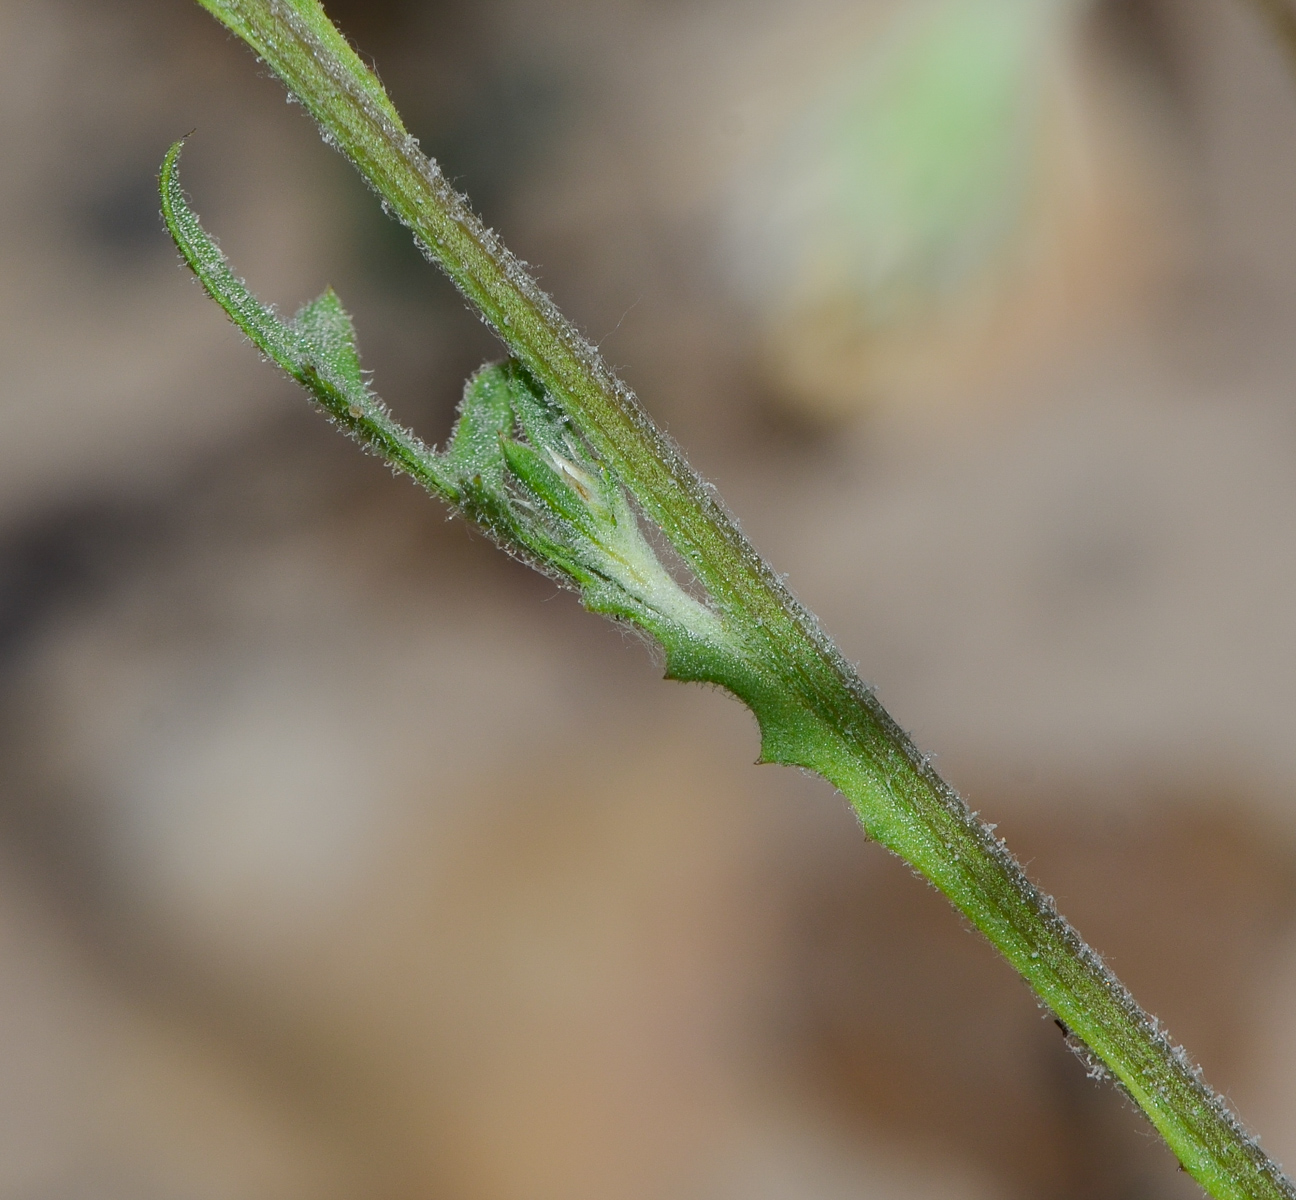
[161, 141, 458, 501]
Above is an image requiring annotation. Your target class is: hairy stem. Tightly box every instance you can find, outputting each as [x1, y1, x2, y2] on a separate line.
[175, 3, 1293, 1196]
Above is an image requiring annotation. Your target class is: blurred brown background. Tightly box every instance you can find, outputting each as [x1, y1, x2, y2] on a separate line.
[4, 0, 1296, 1196]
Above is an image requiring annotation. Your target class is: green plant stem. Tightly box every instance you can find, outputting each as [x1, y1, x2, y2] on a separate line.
[179, 3, 1293, 1196]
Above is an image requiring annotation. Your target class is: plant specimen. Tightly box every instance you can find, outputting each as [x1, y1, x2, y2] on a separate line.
[161, 3, 1295, 1197]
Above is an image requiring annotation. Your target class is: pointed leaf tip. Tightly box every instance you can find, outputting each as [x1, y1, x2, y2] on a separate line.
[293, 289, 365, 393]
